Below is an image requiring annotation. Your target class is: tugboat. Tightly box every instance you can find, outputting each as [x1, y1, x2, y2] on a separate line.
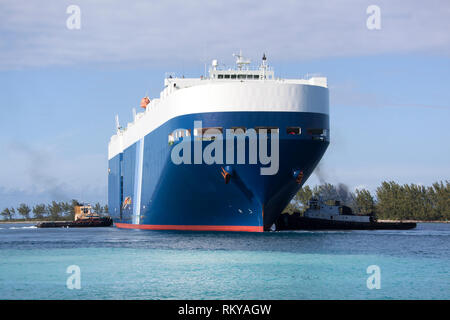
[274, 198, 416, 231]
[36, 204, 113, 228]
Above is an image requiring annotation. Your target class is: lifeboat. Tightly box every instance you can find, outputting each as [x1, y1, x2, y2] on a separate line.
[140, 97, 150, 109]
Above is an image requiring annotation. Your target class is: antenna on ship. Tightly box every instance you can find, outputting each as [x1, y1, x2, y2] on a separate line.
[233, 50, 251, 70]
[260, 52, 268, 79]
[115, 115, 121, 133]
[211, 59, 218, 71]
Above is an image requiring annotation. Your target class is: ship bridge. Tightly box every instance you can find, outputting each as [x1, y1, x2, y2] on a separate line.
[209, 51, 275, 81]
[162, 52, 327, 95]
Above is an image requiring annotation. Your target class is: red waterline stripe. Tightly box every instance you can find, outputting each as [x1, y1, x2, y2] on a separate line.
[115, 223, 263, 233]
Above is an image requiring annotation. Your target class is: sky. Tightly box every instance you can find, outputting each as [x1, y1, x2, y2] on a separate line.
[0, 0, 449, 209]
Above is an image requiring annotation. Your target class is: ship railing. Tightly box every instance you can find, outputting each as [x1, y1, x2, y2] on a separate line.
[209, 65, 273, 72]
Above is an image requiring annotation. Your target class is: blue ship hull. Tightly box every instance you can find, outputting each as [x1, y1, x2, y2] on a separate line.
[108, 111, 329, 232]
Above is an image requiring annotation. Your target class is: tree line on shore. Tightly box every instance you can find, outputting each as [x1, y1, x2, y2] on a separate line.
[0, 200, 108, 221]
[286, 180, 449, 221]
[1, 180, 448, 222]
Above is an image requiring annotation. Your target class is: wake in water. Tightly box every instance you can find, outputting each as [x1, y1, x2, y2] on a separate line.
[8, 226, 37, 230]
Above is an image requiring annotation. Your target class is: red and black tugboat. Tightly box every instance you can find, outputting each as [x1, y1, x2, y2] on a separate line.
[36, 204, 113, 228]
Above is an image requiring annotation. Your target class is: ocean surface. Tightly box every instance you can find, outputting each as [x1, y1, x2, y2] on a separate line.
[0, 223, 448, 300]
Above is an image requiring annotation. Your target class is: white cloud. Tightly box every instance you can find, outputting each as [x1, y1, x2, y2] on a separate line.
[1, 0, 449, 69]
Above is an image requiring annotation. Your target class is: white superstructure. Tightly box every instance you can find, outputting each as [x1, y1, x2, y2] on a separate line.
[305, 199, 371, 223]
[108, 53, 329, 159]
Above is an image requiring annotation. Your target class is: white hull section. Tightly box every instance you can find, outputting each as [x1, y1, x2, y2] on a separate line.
[109, 82, 329, 159]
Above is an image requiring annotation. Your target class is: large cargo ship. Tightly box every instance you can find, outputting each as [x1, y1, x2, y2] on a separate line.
[108, 53, 330, 232]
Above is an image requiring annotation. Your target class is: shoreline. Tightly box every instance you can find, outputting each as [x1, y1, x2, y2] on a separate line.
[377, 219, 448, 223]
[0, 220, 60, 224]
[1, 219, 448, 224]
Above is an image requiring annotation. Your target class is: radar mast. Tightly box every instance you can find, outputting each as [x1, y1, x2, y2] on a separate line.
[233, 50, 251, 70]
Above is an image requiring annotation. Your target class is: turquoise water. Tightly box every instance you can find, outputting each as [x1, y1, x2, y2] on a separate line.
[0, 223, 448, 299]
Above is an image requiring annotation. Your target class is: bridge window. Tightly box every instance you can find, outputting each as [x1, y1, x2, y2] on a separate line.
[307, 128, 328, 141]
[307, 128, 324, 135]
[193, 127, 223, 140]
[255, 127, 279, 134]
[231, 74, 236, 79]
[224, 74, 230, 79]
[168, 129, 191, 145]
[218, 74, 223, 79]
[287, 127, 301, 135]
[194, 127, 223, 136]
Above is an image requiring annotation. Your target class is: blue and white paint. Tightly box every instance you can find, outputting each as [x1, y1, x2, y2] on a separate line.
[108, 55, 330, 231]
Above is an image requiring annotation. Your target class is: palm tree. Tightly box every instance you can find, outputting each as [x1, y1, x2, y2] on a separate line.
[48, 201, 62, 221]
[32, 204, 47, 220]
[17, 203, 31, 220]
[93, 203, 102, 214]
[9, 207, 15, 220]
[1, 208, 11, 220]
